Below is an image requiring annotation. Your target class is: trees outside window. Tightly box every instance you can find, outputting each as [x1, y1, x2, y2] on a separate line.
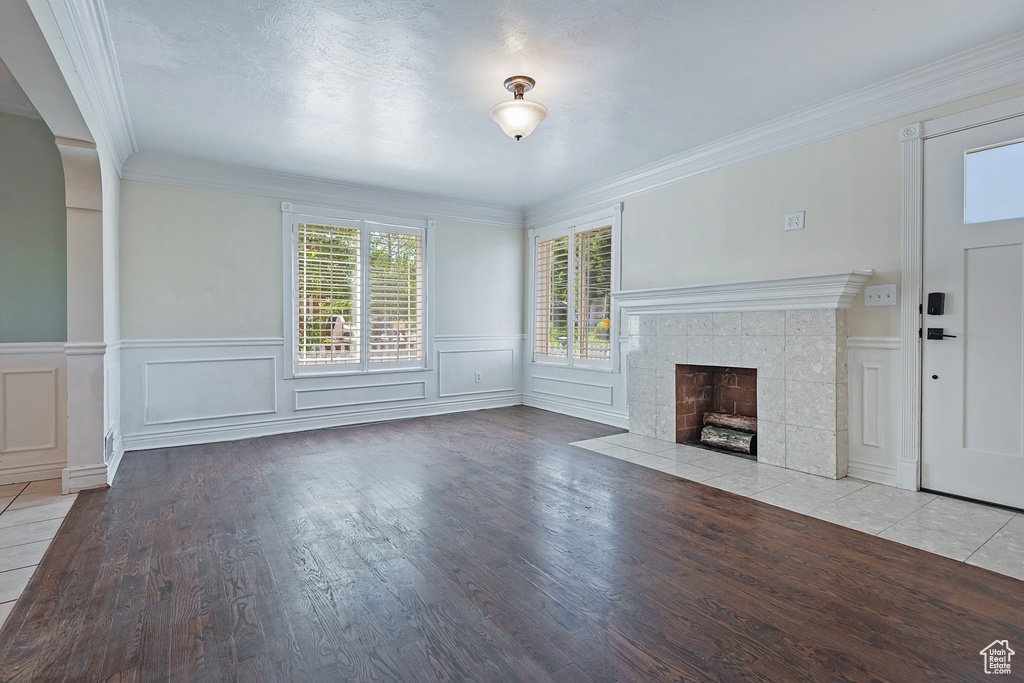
[533, 211, 618, 369]
[288, 207, 429, 374]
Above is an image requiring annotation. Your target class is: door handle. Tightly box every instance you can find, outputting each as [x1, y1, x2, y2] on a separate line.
[926, 328, 957, 340]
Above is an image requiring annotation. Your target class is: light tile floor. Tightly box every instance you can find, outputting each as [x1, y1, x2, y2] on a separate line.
[572, 435, 1024, 581]
[0, 479, 78, 629]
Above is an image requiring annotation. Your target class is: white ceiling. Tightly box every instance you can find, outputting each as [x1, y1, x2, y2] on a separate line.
[0, 54, 40, 118]
[103, 0, 1024, 209]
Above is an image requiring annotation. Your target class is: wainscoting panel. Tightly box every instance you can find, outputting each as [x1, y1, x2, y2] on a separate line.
[438, 348, 515, 397]
[521, 336, 629, 429]
[2, 369, 58, 453]
[144, 356, 278, 425]
[121, 336, 526, 450]
[0, 343, 68, 484]
[847, 338, 901, 486]
[295, 381, 426, 411]
[532, 376, 614, 406]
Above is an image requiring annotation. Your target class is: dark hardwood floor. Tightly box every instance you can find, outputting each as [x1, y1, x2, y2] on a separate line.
[0, 406, 1021, 682]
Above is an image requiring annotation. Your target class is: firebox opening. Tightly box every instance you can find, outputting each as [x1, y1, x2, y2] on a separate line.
[675, 364, 757, 460]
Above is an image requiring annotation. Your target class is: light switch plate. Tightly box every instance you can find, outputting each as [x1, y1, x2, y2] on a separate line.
[864, 284, 897, 307]
[785, 211, 805, 231]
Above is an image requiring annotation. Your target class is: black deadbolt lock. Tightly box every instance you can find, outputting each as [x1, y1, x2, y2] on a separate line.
[927, 292, 945, 316]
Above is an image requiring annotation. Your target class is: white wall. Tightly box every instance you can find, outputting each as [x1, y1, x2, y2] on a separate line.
[116, 83, 1024, 468]
[523, 82, 1024, 475]
[120, 180, 282, 339]
[118, 180, 526, 448]
[618, 81, 1024, 339]
[433, 219, 523, 336]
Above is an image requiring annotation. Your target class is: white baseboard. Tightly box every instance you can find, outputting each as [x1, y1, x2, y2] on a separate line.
[106, 431, 125, 486]
[63, 463, 109, 493]
[896, 460, 919, 491]
[0, 462, 65, 486]
[847, 460, 898, 487]
[123, 394, 524, 451]
[522, 394, 629, 429]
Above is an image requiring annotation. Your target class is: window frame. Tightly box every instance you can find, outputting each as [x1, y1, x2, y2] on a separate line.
[282, 202, 434, 379]
[529, 204, 622, 372]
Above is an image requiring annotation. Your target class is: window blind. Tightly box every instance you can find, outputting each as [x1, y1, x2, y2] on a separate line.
[368, 230, 423, 363]
[535, 234, 570, 358]
[573, 225, 613, 361]
[297, 223, 361, 366]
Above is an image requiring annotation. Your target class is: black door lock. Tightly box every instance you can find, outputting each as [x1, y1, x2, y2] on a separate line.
[927, 328, 957, 340]
[927, 292, 945, 315]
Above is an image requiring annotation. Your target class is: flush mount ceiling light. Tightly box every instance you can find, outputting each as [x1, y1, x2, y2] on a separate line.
[490, 75, 548, 140]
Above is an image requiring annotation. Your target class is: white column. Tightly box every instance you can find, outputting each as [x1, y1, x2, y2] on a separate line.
[898, 123, 923, 491]
[57, 137, 108, 493]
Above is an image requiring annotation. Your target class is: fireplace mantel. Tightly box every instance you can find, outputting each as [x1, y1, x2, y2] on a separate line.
[622, 269, 874, 479]
[613, 270, 873, 314]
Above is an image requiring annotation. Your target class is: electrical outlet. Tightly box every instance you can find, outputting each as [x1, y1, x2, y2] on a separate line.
[474, 371, 482, 383]
[785, 211, 805, 231]
[864, 284, 897, 307]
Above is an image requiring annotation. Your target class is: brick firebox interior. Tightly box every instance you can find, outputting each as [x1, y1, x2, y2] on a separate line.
[675, 365, 757, 444]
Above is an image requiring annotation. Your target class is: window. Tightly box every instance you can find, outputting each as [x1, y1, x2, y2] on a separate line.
[284, 203, 431, 375]
[531, 205, 620, 368]
[964, 138, 1024, 224]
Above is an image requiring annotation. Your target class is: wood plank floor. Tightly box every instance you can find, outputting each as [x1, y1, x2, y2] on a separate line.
[1, 406, 1021, 682]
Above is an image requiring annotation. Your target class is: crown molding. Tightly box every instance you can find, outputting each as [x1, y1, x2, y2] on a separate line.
[122, 151, 526, 228]
[613, 270, 874, 314]
[47, 0, 137, 171]
[525, 30, 1024, 227]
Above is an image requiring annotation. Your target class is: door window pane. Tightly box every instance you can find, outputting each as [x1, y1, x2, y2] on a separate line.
[964, 139, 1024, 224]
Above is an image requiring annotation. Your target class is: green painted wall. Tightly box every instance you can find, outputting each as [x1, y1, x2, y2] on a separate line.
[0, 111, 66, 343]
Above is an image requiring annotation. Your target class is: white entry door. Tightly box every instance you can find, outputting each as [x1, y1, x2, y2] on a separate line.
[921, 114, 1024, 509]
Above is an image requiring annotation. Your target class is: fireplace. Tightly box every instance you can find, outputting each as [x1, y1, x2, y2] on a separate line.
[676, 365, 757, 459]
[618, 271, 871, 479]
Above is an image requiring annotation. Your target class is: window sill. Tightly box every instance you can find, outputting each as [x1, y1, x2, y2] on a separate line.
[529, 360, 617, 374]
[291, 364, 431, 380]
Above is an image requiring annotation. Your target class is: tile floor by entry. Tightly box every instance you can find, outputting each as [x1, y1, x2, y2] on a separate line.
[0, 479, 78, 629]
[573, 433, 1024, 582]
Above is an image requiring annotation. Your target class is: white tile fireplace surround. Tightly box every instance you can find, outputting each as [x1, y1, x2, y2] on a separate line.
[615, 270, 873, 479]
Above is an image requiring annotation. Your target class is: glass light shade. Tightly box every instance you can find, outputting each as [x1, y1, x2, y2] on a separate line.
[490, 99, 548, 139]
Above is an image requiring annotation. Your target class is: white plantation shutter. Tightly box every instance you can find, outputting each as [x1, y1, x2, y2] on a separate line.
[573, 225, 612, 361]
[297, 223, 361, 366]
[289, 206, 429, 373]
[532, 208, 619, 368]
[368, 230, 423, 363]
[535, 234, 570, 358]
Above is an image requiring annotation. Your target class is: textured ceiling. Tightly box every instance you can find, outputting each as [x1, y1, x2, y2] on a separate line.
[0, 54, 39, 118]
[104, 0, 1024, 208]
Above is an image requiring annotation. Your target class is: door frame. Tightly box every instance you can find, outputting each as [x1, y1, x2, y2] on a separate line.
[899, 94, 1024, 490]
